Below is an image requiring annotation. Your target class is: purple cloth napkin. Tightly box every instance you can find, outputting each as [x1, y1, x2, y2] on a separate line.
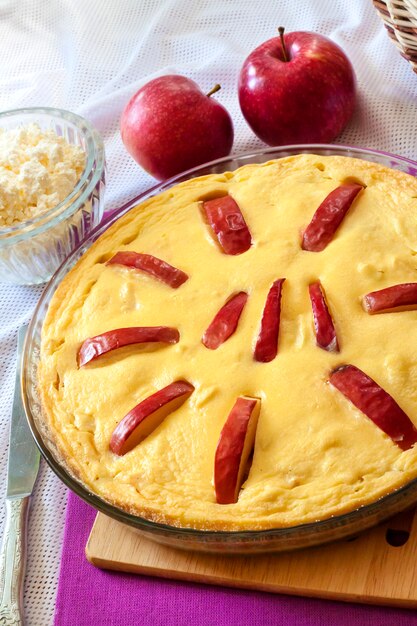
[54, 492, 417, 626]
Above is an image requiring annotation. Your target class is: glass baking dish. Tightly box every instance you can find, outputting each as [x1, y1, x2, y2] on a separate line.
[22, 144, 417, 554]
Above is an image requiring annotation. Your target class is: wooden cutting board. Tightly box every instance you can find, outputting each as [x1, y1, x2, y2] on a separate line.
[86, 507, 417, 607]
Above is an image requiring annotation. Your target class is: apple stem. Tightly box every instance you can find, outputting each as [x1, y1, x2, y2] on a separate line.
[278, 26, 289, 62]
[206, 84, 221, 97]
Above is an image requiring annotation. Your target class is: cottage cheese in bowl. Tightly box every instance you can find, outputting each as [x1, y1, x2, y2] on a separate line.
[0, 123, 86, 227]
[0, 107, 105, 285]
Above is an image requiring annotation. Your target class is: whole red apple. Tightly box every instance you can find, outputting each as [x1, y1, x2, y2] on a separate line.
[121, 75, 234, 180]
[238, 28, 356, 146]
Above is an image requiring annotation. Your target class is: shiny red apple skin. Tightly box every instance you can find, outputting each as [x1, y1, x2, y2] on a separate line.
[202, 196, 252, 255]
[363, 283, 417, 314]
[302, 183, 363, 252]
[78, 327, 180, 367]
[120, 75, 234, 180]
[329, 365, 417, 451]
[254, 278, 285, 362]
[107, 251, 188, 288]
[214, 396, 261, 504]
[309, 281, 339, 352]
[110, 381, 194, 456]
[202, 292, 248, 350]
[238, 31, 356, 146]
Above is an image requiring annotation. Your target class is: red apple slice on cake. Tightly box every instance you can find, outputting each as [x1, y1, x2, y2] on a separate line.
[78, 326, 180, 367]
[254, 278, 285, 362]
[309, 281, 339, 352]
[110, 381, 194, 455]
[329, 365, 417, 450]
[214, 396, 261, 504]
[363, 283, 417, 314]
[202, 291, 248, 349]
[202, 196, 252, 255]
[302, 183, 363, 252]
[107, 251, 189, 288]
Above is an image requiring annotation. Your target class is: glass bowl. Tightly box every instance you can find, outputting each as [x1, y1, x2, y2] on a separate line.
[22, 145, 417, 554]
[0, 107, 106, 285]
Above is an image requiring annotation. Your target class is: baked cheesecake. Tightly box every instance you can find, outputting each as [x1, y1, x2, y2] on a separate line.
[39, 154, 417, 530]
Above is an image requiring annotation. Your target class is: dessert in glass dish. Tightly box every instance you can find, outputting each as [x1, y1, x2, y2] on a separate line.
[23, 146, 417, 552]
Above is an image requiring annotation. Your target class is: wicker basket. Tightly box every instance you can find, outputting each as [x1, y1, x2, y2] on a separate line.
[373, 0, 417, 72]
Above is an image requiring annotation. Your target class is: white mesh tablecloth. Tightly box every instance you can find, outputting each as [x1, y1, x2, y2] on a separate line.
[1, 1, 417, 624]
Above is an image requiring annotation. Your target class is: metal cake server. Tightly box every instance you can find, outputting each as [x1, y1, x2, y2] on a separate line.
[0, 325, 40, 625]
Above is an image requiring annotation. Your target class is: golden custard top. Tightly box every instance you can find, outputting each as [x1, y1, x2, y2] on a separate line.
[39, 154, 417, 530]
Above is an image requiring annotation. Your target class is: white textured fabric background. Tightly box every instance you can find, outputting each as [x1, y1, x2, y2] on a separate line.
[1, 1, 417, 624]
